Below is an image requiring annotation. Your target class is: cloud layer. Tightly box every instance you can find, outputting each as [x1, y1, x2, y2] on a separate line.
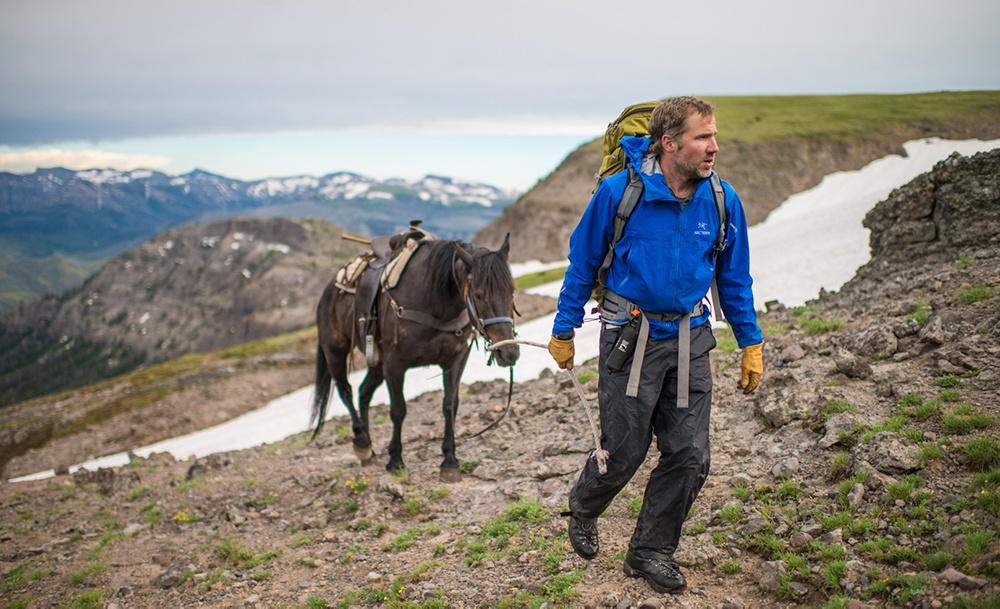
[0, 149, 172, 174]
[3, 0, 999, 146]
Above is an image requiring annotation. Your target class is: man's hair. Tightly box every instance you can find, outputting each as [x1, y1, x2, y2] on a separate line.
[648, 96, 715, 156]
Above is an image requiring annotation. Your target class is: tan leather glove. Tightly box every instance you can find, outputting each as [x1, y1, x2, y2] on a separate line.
[547, 335, 575, 370]
[739, 342, 764, 394]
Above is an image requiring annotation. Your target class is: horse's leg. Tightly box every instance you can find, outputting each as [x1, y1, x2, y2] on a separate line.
[354, 366, 384, 465]
[383, 368, 408, 474]
[439, 349, 472, 482]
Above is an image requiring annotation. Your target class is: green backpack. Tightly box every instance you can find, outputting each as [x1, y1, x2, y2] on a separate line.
[593, 101, 659, 189]
[592, 101, 727, 321]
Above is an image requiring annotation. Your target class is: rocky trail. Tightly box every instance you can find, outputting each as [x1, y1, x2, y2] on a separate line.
[1, 150, 999, 608]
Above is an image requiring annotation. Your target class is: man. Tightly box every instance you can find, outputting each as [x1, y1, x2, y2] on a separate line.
[547, 96, 763, 594]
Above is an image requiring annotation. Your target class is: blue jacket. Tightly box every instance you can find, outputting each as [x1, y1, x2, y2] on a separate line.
[552, 136, 762, 347]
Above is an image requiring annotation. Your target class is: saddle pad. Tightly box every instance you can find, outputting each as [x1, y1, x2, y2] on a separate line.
[381, 237, 424, 289]
[336, 254, 371, 288]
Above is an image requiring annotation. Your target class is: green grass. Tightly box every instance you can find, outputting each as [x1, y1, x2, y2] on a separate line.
[706, 91, 1000, 143]
[514, 266, 567, 290]
[713, 326, 739, 353]
[214, 538, 280, 570]
[2, 562, 48, 592]
[964, 437, 1000, 472]
[67, 563, 107, 585]
[798, 315, 844, 336]
[910, 299, 932, 326]
[957, 285, 996, 305]
[943, 404, 997, 434]
[830, 452, 852, 479]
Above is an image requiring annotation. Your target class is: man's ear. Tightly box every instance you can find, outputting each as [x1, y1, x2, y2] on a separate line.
[661, 133, 677, 153]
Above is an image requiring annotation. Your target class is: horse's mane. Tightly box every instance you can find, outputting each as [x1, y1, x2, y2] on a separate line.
[469, 244, 515, 299]
[426, 240, 465, 300]
[425, 240, 514, 308]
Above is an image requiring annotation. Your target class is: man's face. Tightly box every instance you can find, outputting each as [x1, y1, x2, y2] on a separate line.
[669, 112, 719, 180]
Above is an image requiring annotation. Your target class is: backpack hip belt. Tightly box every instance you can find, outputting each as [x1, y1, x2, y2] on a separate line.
[599, 290, 703, 407]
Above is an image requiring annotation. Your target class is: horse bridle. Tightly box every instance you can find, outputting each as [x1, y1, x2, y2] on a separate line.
[464, 284, 515, 349]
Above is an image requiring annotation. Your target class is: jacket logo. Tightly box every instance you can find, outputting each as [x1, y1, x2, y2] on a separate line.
[694, 221, 711, 236]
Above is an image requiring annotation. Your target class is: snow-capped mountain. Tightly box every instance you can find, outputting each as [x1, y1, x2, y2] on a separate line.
[0, 167, 520, 314]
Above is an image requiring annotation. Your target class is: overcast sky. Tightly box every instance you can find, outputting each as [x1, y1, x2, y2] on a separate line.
[2, 0, 998, 189]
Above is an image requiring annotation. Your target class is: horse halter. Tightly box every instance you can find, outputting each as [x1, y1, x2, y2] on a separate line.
[463, 283, 515, 349]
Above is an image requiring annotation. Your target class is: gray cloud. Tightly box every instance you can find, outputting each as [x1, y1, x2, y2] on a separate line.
[2, 0, 999, 146]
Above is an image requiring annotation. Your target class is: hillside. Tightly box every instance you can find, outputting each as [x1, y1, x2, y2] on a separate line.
[0, 217, 368, 407]
[0, 168, 517, 315]
[474, 91, 1000, 262]
[0, 149, 998, 608]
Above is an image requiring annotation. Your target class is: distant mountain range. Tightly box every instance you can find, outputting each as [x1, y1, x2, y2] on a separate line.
[0, 167, 520, 314]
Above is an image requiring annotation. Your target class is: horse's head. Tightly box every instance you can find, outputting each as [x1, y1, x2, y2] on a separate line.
[457, 234, 520, 367]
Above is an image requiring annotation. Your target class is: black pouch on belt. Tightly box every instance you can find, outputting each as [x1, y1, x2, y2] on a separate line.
[606, 310, 641, 372]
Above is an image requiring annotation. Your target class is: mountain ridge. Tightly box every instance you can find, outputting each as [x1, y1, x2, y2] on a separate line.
[0, 167, 519, 314]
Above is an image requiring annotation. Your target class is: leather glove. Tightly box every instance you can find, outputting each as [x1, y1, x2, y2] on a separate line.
[547, 334, 575, 370]
[738, 342, 764, 394]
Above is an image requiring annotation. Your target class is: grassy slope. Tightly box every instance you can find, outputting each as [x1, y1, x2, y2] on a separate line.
[488, 91, 1000, 261]
[578, 91, 1000, 150]
[709, 91, 1000, 141]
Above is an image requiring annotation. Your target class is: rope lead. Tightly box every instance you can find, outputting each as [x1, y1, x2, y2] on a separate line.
[486, 338, 608, 474]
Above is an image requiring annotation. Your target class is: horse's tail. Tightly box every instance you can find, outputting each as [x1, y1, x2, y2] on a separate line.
[310, 344, 332, 440]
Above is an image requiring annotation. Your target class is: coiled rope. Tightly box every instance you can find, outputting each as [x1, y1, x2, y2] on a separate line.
[486, 338, 609, 474]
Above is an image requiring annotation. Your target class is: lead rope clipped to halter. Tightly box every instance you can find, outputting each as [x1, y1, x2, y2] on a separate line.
[485, 338, 609, 474]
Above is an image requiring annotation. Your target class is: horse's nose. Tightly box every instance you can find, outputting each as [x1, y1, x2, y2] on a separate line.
[495, 344, 520, 367]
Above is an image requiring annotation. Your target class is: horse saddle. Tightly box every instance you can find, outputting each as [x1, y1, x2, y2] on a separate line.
[339, 226, 433, 366]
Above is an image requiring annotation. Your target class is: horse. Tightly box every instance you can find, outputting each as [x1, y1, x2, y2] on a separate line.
[311, 233, 520, 481]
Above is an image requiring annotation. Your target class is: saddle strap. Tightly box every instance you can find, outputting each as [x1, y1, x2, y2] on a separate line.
[391, 298, 471, 334]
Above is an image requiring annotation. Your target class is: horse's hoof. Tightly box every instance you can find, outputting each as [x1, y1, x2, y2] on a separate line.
[439, 467, 462, 483]
[385, 458, 406, 474]
[353, 444, 374, 462]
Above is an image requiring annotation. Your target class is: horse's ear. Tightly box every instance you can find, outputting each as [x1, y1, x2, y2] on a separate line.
[455, 242, 474, 270]
[500, 233, 510, 258]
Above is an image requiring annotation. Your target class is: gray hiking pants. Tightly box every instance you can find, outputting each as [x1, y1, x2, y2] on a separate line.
[568, 322, 715, 560]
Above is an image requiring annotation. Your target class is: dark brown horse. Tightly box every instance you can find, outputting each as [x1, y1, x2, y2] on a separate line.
[311, 234, 519, 481]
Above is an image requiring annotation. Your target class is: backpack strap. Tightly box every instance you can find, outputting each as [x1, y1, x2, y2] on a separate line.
[708, 171, 727, 321]
[593, 164, 644, 300]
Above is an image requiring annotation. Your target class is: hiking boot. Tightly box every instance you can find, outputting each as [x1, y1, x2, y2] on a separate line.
[562, 511, 598, 559]
[623, 551, 686, 593]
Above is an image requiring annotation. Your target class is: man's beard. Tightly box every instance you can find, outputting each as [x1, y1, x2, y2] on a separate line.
[671, 143, 713, 180]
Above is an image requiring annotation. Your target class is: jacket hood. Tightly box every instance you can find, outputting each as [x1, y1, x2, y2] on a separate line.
[620, 136, 652, 172]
